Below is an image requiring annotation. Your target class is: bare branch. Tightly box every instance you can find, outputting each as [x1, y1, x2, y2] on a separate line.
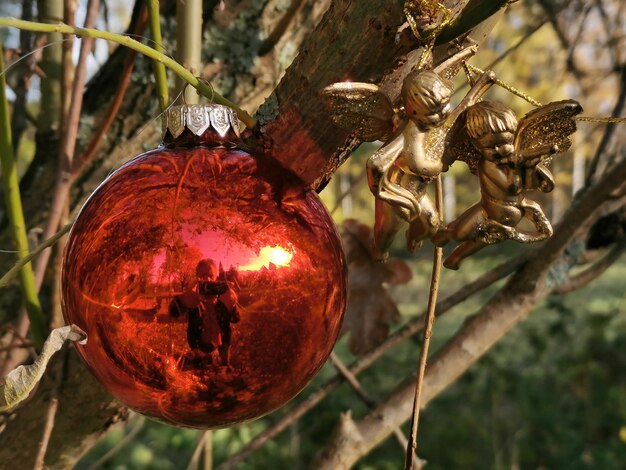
[33, 395, 59, 470]
[586, 66, 626, 184]
[86, 415, 145, 470]
[312, 153, 626, 468]
[552, 237, 626, 294]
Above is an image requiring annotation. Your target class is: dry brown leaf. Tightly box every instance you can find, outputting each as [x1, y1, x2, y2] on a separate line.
[340, 219, 412, 355]
[0, 325, 87, 412]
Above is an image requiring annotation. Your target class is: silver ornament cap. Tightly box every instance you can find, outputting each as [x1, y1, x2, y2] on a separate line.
[162, 104, 240, 140]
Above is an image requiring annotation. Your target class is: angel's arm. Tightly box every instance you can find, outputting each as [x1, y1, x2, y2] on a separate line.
[366, 135, 404, 195]
[447, 70, 497, 123]
[366, 135, 420, 215]
[517, 143, 558, 166]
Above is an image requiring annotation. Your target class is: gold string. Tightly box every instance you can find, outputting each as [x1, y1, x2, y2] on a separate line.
[465, 63, 543, 107]
[575, 116, 626, 123]
[404, 0, 452, 69]
[467, 65, 626, 122]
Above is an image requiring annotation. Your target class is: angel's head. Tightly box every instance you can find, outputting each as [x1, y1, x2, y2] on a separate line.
[466, 101, 518, 160]
[402, 70, 454, 130]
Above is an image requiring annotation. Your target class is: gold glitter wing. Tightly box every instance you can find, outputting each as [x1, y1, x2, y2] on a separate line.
[321, 82, 398, 142]
[442, 110, 481, 174]
[514, 99, 583, 155]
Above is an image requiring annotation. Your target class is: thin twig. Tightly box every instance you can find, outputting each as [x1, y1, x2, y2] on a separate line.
[0, 223, 71, 289]
[537, 0, 585, 79]
[33, 396, 58, 470]
[0, 18, 257, 128]
[552, 237, 626, 295]
[329, 352, 375, 407]
[404, 176, 443, 470]
[87, 415, 146, 470]
[33, 345, 72, 469]
[147, 0, 169, 110]
[61, 0, 77, 120]
[586, 66, 626, 184]
[187, 431, 209, 470]
[330, 168, 366, 215]
[0, 40, 46, 348]
[0, 342, 32, 353]
[330, 353, 422, 467]
[203, 431, 213, 470]
[217, 254, 522, 469]
[9, 0, 34, 153]
[71, 5, 149, 179]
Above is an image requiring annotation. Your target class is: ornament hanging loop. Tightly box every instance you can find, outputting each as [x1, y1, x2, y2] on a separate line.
[182, 77, 215, 105]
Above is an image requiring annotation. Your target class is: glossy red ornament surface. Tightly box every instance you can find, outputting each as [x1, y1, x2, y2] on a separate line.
[62, 141, 346, 428]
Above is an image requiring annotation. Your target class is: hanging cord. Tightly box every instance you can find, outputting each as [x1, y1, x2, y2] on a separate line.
[402, 2, 451, 468]
[466, 63, 626, 123]
[405, 0, 452, 69]
[465, 63, 543, 106]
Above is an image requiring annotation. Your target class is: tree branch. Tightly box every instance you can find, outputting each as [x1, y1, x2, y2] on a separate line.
[552, 237, 626, 294]
[312, 152, 626, 468]
[254, 0, 511, 190]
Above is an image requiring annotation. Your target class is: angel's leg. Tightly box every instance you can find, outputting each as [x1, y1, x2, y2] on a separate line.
[515, 199, 553, 243]
[433, 202, 483, 246]
[443, 240, 487, 270]
[372, 199, 405, 262]
[406, 194, 439, 253]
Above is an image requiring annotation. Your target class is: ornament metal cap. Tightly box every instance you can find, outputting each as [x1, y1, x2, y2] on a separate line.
[162, 104, 240, 143]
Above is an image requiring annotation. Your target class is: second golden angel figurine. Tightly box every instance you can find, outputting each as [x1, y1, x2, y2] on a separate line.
[436, 99, 582, 269]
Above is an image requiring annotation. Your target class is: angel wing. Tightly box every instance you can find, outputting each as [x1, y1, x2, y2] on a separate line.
[441, 110, 482, 174]
[514, 99, 583, 155]
[321, 82, 398, 142]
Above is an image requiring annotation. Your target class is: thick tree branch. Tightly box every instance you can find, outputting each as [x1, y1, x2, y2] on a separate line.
[253, 0, 510, 190]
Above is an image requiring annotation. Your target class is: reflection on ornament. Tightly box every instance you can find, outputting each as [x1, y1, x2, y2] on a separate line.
[239, 245, 294, 271]
[62, 104, 347, 429]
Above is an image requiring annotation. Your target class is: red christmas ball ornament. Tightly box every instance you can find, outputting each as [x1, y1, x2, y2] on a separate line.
[62, 104, 346, 428]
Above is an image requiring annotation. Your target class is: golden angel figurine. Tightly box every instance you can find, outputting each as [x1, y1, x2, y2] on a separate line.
[434, 98, 583, 269]
[323, 45, 496, 261]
